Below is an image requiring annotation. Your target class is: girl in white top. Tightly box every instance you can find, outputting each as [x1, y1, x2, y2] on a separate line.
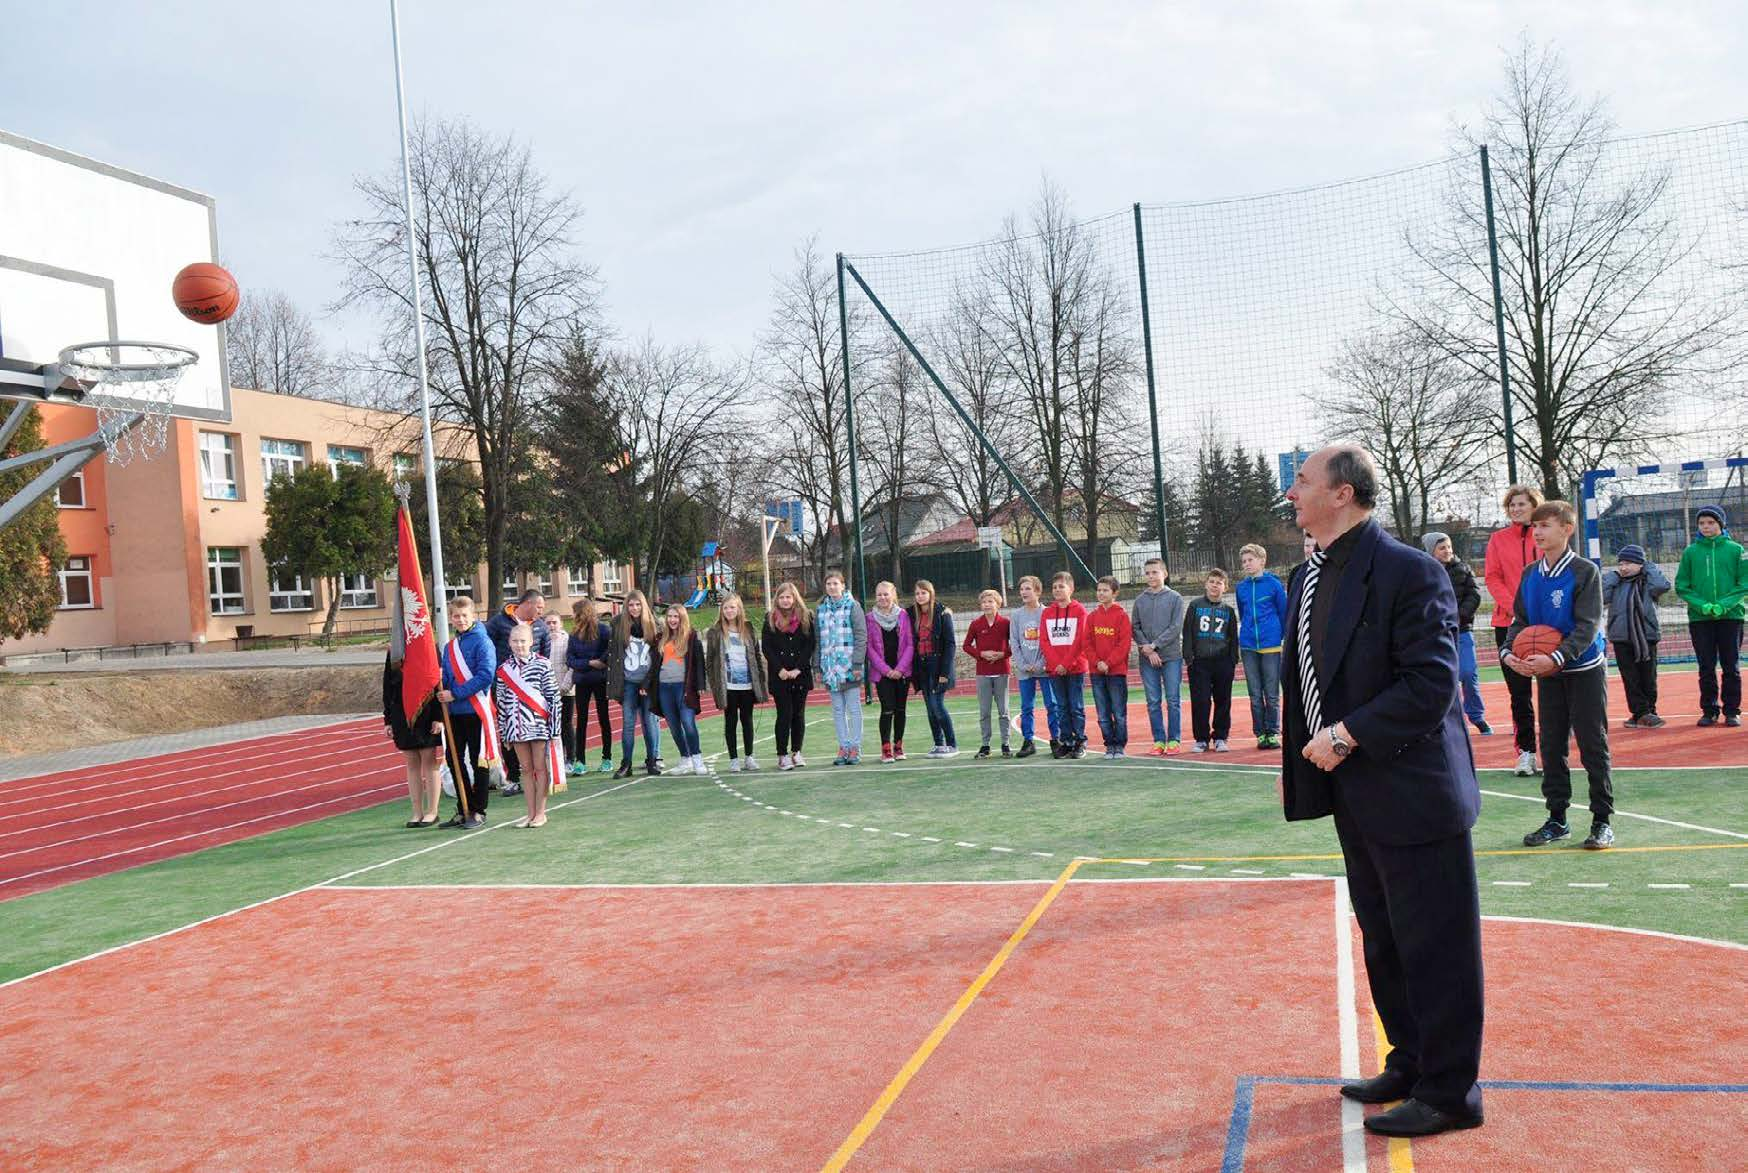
[705, 592, 769, 773]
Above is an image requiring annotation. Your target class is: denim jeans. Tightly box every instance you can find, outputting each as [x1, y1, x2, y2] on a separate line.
[1049, 673, 1087, 746]
[658, 681, 700, 757]
[1017, 675, 1061, 742]
[918, 662, 957, 748]
[619, 683, 660, 764]
[829, 685, 864, 750]
[1457, 631, 1487, 727]
[1240, 648, 1282, 737]
[1138, 657, 1183, 744]
[1089, 673, 1129, 750]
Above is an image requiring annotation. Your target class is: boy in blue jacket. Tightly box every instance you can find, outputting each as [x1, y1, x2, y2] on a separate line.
[1236, 544, 1289, 750]
[438, 596, 498, 829]
[1503, 502, 1613, 850]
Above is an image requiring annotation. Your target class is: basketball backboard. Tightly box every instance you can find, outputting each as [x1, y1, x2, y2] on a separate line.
[0, 129, 230, 422]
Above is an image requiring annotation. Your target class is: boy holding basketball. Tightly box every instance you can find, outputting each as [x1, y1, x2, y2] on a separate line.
[1503, 501, 1613, 850]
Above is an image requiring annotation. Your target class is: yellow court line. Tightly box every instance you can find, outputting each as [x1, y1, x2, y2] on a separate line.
[1369, 1011, 1415, 1172]
[820, 857, 1084, 1172]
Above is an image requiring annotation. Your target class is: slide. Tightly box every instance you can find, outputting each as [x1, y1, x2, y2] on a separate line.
[683, 588, 708, 609]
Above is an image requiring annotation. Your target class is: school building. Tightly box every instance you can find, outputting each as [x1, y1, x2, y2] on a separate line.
[3, 387, 629, 660]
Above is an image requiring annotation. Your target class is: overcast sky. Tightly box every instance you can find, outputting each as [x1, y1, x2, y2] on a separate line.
[5, 2, 1746, 366]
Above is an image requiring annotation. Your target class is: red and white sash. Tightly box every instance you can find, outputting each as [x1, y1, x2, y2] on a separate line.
[446, 636, 501, 766]
[496, 661, 566, 791]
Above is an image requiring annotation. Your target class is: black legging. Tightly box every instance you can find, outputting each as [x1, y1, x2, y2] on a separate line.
[877, 676, 910, 744]
[559, 695, 577, 761]
[573, 678, 612, 762]
[1493, 627, 1537, 753]
[773, 680, 808, 753]
[724, 690, 756, 757]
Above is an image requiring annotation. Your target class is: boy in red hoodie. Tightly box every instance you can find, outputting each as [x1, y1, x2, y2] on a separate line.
[1042, 571, 1090, 758]
[1087, 575, 1133, 759]
[962, 588, 1013, 758]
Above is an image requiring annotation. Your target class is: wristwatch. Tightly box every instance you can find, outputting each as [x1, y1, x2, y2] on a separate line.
[1328, 726, 1353, 759]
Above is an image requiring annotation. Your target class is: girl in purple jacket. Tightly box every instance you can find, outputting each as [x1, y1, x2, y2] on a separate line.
[866, 581, 915, 763]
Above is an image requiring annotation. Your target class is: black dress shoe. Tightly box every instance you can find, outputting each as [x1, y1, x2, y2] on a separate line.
[1339, 1069, 1416, 1103]
[1364, 1098, 1483, 1137]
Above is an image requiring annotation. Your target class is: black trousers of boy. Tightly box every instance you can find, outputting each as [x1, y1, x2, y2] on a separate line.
[1612, 640, 1660, 719]
[1690, 619, 1743, 717]
[773, 680, 808, 754]
[1536, 667, 1613, 823]
[1188, 657, 1235, 743]
[1493, 626, 1537, 753]
[444, 710, 488, 816]
[573, 679, 612, 763]
[876, 676, 910, 744]
[724, 690, 756, 757]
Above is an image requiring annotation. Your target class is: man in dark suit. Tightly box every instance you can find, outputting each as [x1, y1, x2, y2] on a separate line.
[1281, 444, 1485, 1137]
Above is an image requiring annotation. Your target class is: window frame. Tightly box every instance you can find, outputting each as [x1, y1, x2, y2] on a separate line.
[57, 555, 95, 609]
[57, 470, 86, 509]
[601, 560, 624, 595]
[339, 571, 379, 609]
[268, 567, 316, 613]
[200, 432, 240, 501]
[207, 547, 247, 615]
[326, 444, 369, 476]
[260, 438, 307, 486]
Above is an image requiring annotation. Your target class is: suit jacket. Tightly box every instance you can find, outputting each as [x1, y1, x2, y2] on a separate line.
[1281, 519, 1480, 846]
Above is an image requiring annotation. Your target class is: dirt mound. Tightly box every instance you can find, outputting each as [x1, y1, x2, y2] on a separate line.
[0, 666, 379, 757]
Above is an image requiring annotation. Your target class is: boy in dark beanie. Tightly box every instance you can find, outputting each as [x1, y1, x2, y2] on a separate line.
[1423, 532, 1490, 735]
[1603, 545, 1670, 728]
[1674, 505, 1748, 727]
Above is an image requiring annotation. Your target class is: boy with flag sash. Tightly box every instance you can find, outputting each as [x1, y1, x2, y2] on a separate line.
[440, 596, 498, 829]
[494, 622, 564, 827]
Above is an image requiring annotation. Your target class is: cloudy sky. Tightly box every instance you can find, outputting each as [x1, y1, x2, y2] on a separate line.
[5, 2, 1746, 364]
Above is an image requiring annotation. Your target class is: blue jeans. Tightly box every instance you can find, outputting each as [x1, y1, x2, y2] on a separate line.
[1139, 657, 1183, 744]
[918, 660, 957, 747]
[1457, 631, 1487, 727]
[658, 681, 700, 757]
[829, 686, 864, 750]
[1090, 674, 1128, 750]
[1241, 648, 1282, 737]
[1049, 673, 1087, 746]
[1018, 675, 1061, 742]
[620, 683, 660, 764]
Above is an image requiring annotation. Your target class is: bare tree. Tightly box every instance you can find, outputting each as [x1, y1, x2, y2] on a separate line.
[1063, 277, 1143, 570]
[1401, 40, 1735, 500]
[760, 237, 866, 582]
[926, 285, 1024, 528]
[861, 339, 940, 583]
[601, 337, 752, 587]
[224, 290, 329, 396]
[1322, 329, 1494, 537]
[332, 117, 598, 609]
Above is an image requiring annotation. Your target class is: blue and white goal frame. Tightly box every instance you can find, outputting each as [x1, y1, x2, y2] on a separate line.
[1581, 456, 1748, 561]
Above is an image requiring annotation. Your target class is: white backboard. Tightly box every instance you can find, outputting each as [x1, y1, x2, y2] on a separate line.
[0, 129, 230, 422]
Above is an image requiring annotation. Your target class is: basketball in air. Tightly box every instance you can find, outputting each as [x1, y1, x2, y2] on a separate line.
[1510, 624, 1564, 660]
[171, 262, 240, 324]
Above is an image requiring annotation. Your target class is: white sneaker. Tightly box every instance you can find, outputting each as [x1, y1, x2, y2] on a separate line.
[778, 754, 794, 771]
[927, 745, 946, 758]
[941, 746, 960, 758]
[1213, 739, 1230, 752]
[1514, 751, 1538, 777]
[729, 757, 743, 773]
[744, 755, 760, 772]
[793, 752, 808, 768]
[668, 758, 694, 776]
[692, 754, 707, 773]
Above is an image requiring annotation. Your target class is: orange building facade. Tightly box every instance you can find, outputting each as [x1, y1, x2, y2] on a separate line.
[3, 388, 631, 658]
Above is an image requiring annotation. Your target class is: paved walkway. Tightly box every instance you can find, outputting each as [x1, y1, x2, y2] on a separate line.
[0, 713, 376, 782]
[3, 650, 384, 674]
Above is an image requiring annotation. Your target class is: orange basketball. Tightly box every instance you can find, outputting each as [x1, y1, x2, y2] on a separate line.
[172, 262, 240, 324]
[1511, 624, 1564, 660]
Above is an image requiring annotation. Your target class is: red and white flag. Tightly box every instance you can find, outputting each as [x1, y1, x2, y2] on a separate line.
[392, 505, 443, 724]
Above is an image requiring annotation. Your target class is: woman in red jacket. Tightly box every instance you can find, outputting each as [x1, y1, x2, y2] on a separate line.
[1485, 484, 1543, 776]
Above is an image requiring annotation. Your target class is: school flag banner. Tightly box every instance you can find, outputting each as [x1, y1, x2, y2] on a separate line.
[393, 505, 443, 723]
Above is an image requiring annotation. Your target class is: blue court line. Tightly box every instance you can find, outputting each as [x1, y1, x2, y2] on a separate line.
[1221, 1075, 1748, 1173]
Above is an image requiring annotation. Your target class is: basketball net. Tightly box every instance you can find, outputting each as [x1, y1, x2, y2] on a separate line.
[56, 342, 198, 466]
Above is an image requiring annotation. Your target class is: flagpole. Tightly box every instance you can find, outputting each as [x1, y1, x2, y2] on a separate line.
[389, 0, 450, 648]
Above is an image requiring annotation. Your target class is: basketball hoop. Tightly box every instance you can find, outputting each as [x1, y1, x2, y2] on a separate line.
[55, 341, 199, 465]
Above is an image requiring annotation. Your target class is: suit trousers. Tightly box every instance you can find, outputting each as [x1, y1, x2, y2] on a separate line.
[1334, 796, 1484, 1118]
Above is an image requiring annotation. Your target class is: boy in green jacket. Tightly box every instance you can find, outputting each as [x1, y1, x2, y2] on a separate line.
[1674, 505, 1748, 727]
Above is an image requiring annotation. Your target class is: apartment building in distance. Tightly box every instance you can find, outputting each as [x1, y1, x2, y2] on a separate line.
[3, 387, 630, 659]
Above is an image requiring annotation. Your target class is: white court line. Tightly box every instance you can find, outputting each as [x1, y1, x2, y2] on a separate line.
[1491, 880, 1533, 887]
[1648, 883, 1692, 890]
[1569, 882, 1610, 889]
[1482, 914, 1748, 952]
[0, 774, 650, 990]
[1333, 878, 1366, 1173]
[1478, 788, 1748, 839]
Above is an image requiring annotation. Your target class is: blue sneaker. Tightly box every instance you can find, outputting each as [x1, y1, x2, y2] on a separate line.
[1522, 817, 1570, 847]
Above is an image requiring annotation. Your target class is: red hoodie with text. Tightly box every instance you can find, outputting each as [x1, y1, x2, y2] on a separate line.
[1041, 599, 1089, 675]
[1085, 601, 1132, 677]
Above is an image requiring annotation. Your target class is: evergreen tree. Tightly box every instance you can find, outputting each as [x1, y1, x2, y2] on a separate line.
[262, 463, 396, 636]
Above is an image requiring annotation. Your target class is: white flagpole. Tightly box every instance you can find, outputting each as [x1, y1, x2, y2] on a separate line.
[389, 0, 450, 647]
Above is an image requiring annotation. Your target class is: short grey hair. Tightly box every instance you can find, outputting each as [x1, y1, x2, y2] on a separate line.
[1325, 445, 1378, 510]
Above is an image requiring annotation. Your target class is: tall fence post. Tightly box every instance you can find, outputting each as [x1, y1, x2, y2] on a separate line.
[1131, 203, 1170, 560]
[1480, 145, 1519, 487]
[835, 253, 870, 611]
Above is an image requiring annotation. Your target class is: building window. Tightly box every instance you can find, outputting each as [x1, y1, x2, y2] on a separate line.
[532, 570, 554, 596]
[503, 570, 521, 597]
[327, 445, 368, 475]
[58, 556, 95, 609]
[261, 438, 306, 485]
[57, 471, 86, 508]
[566, 565, 588, 595]
[339, 572, 379, 609]
[602, 560, 624, 595]
[207, 547, 246, 614]
[444, 576, 475, 603]
[268, 568, 314, 612]
[200, 432, 239, 500]
[393, 453, 418, 483]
